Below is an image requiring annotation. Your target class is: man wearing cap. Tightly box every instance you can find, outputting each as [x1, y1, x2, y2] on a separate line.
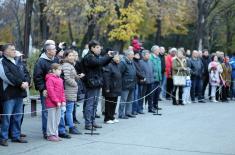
[33, 40, 60, 139]
[0, 43, 30, 146]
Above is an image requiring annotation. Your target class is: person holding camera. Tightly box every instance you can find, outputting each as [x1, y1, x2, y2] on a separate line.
[82, 40, 113, 130]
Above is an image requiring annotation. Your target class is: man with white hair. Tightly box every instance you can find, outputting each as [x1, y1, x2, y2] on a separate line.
[149, 45, 162, 112]
[33, 40, 61, 139]
[118, 49, 137, 119]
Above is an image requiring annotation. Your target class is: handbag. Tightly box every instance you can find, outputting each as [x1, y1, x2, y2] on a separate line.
[173, 58, 187, 86]
[173, 74, 186, 86]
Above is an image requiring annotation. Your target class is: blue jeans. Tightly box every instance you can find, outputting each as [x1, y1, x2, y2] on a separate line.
[191, 77, 203, 101]
[58, 107, 66, 134]
[232, 78, 235, 98]
[161, 75, 167, 98]
[118, 89, 134, 117]
[65, 101, 74, 128]
[0, 98, 23, 140]
[40, 93, 47, 135]
[84, 88, 100, 126]
[132, 84, 142, 114]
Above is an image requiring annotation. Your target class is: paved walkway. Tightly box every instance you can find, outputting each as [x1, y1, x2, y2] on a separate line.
[1, 100, 235, 155]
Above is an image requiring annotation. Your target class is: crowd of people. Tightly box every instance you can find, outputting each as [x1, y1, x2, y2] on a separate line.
[0, 38, 235, 146]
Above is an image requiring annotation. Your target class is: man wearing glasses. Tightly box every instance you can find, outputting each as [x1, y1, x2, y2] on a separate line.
[33, 40, 60, 139]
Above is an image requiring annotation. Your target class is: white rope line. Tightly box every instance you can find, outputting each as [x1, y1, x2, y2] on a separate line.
[0, 79, 234, 116]
[98, 85, 161, 104]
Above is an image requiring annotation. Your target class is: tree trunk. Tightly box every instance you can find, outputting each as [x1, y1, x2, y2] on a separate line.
[68, 15, 74, 43]
[23, 0, 34, 58]
[80, 15, 96, 48]
[39, 0, 49, 41]
[155, 0, 162, 45]
[225, 10, 233, 54]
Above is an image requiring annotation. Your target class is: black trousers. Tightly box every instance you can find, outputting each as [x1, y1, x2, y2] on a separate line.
[104, 97, 117, 122]
[221, 86, 230, 101]
[202, 75, 209, 98]
[166, 78, 173, 99]
[172, 86, 183, 104]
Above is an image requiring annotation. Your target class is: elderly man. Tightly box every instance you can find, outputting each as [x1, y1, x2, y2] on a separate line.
[189, 50, 205, 103]
[118, 49, 137, 119]
[139, 50, 155, 113]
[150, 45, 162, 112]
[33, 40, 60, 139]
[0, 43, 30, 146]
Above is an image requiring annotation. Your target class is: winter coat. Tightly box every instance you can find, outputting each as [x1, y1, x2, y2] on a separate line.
[82, 51, 112, 88]
[131, 38, 141, 52]
[165, 54, 173, 78]
[159, 53, 166, 76]
[45, 73, 65, 108]
[103, 61, 122, 97]
[221, 63, 232, 87]
[139, 59, 155, 84]
[150, 54, 162, 82]
[62, 62, 78, 101]
[119, 57, 137, 90]
[133, 58, 145, 84]
[0, 56, 31, 102]
[202, 56, 211, 77]
[172, 57, 188, 76]
[229, 57, 235, 79]
[189, 58, 204, 79]
[33, 53, 59, 92]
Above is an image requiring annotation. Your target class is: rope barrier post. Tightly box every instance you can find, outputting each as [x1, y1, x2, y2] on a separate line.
[85, 96, 100, 136]
[31, 98, 37, 117]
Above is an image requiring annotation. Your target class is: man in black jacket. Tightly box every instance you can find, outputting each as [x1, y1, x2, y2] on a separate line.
[33, 40, 60, 139]
[0, 44, 30, 146]
[82, 40, 113, 130]
[118, 49, 137, 119]
[201, 50, 211, 99]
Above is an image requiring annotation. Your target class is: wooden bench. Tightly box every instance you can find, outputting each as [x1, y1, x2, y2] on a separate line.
[29, 95, 40, 117]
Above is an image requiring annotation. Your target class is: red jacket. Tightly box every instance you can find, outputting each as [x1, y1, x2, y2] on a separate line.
[131, 39, 141, 52]
[45, 73, 66, 108]
[165, 54, 174, 78]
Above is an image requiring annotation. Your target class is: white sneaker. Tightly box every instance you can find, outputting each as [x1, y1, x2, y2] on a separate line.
[105, 120, 114, 124]
[113, 119, 119, 123]
[187, 101, 192, 104]
[212, 100, 218, 103]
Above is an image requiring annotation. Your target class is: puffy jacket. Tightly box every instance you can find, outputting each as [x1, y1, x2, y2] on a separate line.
[83, 51, 112, 88]
[45, 73, 65, 108]
[0, 56, 31, 101]
[150, 54, 162, 82]
[103, 61, 122, 97]
[62, 62, 78, 102]
[119, 57, 137, 90]
[33, 53, 59, 92]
